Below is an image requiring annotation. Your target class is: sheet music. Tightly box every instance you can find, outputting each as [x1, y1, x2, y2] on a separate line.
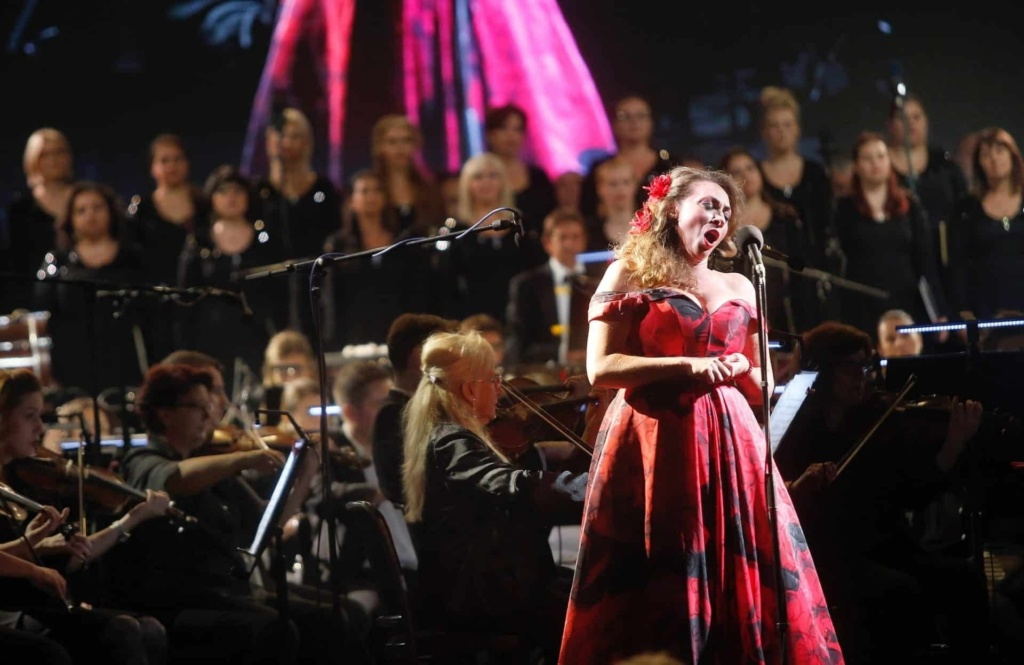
[768, 371, 818, 454]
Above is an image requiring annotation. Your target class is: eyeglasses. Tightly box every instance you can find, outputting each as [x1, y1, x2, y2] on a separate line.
[173, 402, 212, 416]
[471, 368, 503, 386]
[834, 359, 874, 375]
[616, 111, 651, 122]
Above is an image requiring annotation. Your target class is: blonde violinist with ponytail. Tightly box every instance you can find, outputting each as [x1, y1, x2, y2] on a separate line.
[401, 330, 587, 661]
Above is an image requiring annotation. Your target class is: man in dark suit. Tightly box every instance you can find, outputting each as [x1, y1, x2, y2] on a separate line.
[505, 208, 595, 371]
[370, 313, 458, 507]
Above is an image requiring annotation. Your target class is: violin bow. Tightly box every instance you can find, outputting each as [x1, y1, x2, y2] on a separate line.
[835, 373, 917, 478]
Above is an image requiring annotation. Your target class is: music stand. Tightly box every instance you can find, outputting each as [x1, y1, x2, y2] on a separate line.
[237, 437, 311, 622]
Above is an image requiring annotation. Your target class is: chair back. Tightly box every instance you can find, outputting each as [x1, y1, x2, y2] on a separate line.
[345, 500, 418, 664]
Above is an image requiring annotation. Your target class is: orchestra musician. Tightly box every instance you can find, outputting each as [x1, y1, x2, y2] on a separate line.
[0, 368, 171, 664]
[105, 354, 372, 664]
[402, 330, 587, 662]
[773, 321, 992, 663]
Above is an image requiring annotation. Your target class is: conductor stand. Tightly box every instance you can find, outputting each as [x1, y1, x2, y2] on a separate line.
[239, 206, 527, 619]
[737, 226, 789, 662]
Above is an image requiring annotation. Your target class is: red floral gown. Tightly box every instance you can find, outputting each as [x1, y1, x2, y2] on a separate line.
[559, 289, 843, 665]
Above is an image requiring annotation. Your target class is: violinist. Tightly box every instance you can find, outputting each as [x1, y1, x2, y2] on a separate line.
[0, 368, 170, 664]
[773, 321, 992, 664]
[402, 330, 587, 662]
[107, 356, 371, 665]
[371, 313, 459, 507]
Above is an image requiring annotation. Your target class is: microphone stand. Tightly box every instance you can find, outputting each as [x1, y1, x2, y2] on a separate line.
[747, 241, 790, 662]
[238, 207, 524, 621]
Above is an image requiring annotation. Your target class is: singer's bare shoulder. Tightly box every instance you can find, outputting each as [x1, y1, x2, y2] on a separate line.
[719, 268, 756, 302]
[596, 259, 635, 293]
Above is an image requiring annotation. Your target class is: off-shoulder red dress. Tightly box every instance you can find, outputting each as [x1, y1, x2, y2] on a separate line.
[559, 289, 843, 665]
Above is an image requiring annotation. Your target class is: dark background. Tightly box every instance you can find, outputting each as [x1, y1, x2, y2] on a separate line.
[1, 2, 1019, 213]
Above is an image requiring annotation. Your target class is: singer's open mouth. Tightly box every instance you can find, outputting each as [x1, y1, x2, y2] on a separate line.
[704, 229, 720, 245]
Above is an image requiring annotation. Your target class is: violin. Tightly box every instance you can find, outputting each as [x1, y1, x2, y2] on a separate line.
[0, 480, 77, 539]
[6, 448, 197, 526]
[488, 377, 595, 462]
[200, 424, 371, 469]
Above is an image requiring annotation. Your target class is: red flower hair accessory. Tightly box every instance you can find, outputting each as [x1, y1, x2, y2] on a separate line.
[629, 206, 652, 235]
[643, 173, 673, 202]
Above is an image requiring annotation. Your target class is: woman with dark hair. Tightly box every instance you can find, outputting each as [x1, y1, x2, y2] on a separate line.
[125, 133, 208, 288]
[176, 165, 288, 397]
[949, 126, 1024, 319]
[483, 103, 558, 226]
[719, 145, 819, 334]
[33, 181, 148, 394]
[832, 131, 947, 343]
[0, 368, 171, 665]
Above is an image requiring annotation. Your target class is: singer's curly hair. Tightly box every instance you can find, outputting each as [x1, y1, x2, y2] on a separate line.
[614, 166, 744, 290]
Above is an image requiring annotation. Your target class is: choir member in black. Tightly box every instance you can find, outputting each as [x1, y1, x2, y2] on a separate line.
[949, 126, 1024, 319]
[251, 107, 343, 338]
[371, 313, 458, 507]
[0, 368, 171, 665]
[177, 165, 288, 397]
[757, 87, 839, 284]
[833, 131, 947, 343]
[402, 330, 586, 661]
[434, 152, 547, 323]
[33, 181, 148, 396]
[773, 322, 991, 664]
[886, 93, 970, 297]
[368, 114, 442, 235]
[124, 133, 209, 363]
[2, 128, 74, 313]
[322, 169, 436, 349]
[483, 103, 558, 227]
[125, 133, 208, 288]
[719, 145, 819, 333]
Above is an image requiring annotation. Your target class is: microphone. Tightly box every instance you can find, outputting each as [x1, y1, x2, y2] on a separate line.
[734, 225, 764, 265]
[511, 209, 524, 247]
[734, 226, 806, 271]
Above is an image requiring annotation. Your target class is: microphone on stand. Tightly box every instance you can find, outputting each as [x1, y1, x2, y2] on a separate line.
[510, 209, 524, 247]
[735, 225, 765, 266]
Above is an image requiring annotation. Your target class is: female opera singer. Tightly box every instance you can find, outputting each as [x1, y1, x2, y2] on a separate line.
[558, 167, 844, 664]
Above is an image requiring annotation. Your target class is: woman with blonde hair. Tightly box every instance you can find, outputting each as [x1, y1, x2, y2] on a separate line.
[3, 128, 75, 311]
[252, 106, 342, 337]
[436, 152, 547, 322]
[401, 330, 586, 662]
[758, 86, 836, 275]
[369, 114, 440, 234]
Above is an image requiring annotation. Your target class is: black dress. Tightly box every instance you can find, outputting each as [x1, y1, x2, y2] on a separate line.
[176, 227, 289, 396]
[433, 223, 547, 323]
[33, 243, 148, 394]
[321, 221, 438, 348]
[124, 190, 209, 362]
[948, 196, 1024, 319]
[833, 195, 946, 340]
[513, 164, 558, 229]
[3, 190, 62, 313]
[894, 147, 970, 296]
[250, 176, 342, 338]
